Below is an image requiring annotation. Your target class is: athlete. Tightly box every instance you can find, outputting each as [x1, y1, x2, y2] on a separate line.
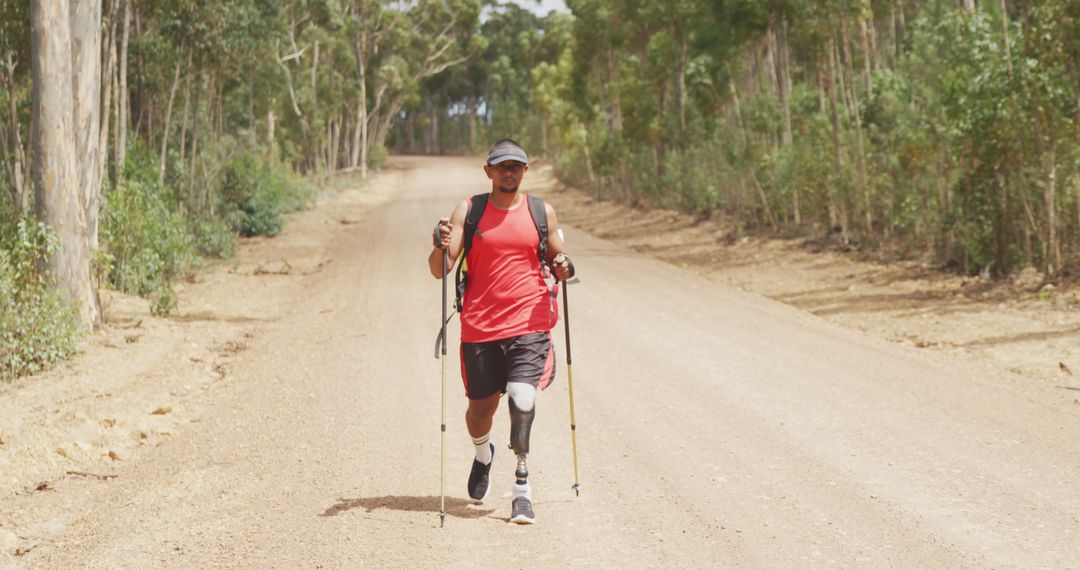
[428, 139, 575, 524]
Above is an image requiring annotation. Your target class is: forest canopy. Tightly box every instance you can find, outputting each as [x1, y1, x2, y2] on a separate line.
[2, 0, 1079, 377]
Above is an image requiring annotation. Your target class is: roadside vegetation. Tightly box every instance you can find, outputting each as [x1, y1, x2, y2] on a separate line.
[415, 0, 1080, 281]
[4, 0, 1079, 379]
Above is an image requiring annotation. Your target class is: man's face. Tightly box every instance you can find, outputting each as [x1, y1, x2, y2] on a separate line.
[485, 161, 528, 193]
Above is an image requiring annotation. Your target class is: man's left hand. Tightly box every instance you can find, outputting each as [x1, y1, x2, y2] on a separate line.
[552, 253, 575, 281]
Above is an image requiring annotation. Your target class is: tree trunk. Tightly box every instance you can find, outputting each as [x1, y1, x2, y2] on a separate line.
[605, 41, 622, 132]
[32, 0, 98, 328]
[1044, 132, 1059, 275]
[110, 48, 120, 183]
[841, 14, 874, 237]
[116, 0, 129, 176]
[674, 33, 688, 143]
[158, 54, 183, 185]
[358, 26, 369, 178]
[310, 40, 320, 172]
[1074, 171, 1080, 250]
[132, 7, 144, 143]
[267, 106, 276, 151]
[467, 95, 477, 153]
[2, 56, 28, 213]
[773, 13, 793, 146]
[350, 6, 367, 173]
[178, 51, 192, 172]
[97, 0, 118, 192]
[425, 103, 434, 154]
[826, 42, 849, 242]
[0, 110, 13, 205]
[729, 75, 748, 147]
[187, 71, 201, 212]
[70, 0, 102, 264]
[891, 1, 900, 65]
[859, 2, 874, 98]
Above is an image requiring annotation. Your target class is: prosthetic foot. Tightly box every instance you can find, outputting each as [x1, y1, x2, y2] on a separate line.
[508, 392, 536, 524]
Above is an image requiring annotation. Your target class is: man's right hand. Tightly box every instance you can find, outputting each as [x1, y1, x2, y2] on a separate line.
[433, 217, 453, 250]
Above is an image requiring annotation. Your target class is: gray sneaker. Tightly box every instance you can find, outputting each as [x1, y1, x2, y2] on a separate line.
[510, 495, 535, 524]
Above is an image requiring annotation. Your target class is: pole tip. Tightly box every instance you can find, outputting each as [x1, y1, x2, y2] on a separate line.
[439, 511, 446, 527]
[572, 483, 581, 497]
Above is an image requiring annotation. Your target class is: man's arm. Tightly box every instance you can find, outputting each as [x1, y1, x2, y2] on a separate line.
[428, 199, 469, 278]
[545, 203, 575, 281]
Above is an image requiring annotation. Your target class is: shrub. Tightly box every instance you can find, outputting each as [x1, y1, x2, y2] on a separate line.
[218, 152, 314, 237]
[102, 175, 194, 299]
[0, 219, 81, 380]
[190, 216, 236, 259]
[367, 144, 389, 171]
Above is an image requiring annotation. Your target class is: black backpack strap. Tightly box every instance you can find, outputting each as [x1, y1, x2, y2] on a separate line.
[527, 195, 549, 265]
[455, 193, 489, 312]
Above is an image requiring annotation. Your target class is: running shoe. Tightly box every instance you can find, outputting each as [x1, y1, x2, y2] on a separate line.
[510, 496, 535, 524]
[467, 443, 494, 501]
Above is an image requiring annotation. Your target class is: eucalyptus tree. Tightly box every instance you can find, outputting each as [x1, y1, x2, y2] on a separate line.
[0, 0, 30, 214]
[31, 0, 102, 327]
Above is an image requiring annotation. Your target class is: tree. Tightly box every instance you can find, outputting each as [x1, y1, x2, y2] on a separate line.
[31, 0, 100, 328]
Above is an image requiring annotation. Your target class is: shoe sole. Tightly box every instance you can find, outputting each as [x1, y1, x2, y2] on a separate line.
[474, 480, 490, 502]
[510, 514, 535, 525]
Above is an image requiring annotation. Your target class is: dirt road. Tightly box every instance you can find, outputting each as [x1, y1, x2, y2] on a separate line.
[2, 156, 1079, 568]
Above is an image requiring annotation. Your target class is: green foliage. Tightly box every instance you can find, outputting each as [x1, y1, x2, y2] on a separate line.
[0, 219, 81, 380]
[367, 144, 389, 171]
[218, 153, 314, 238]
[101, 174, 194, 299]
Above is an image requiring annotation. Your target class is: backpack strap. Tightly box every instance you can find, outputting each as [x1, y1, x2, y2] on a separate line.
[527, 195, 549, 266]
[455, 193, 489, 312]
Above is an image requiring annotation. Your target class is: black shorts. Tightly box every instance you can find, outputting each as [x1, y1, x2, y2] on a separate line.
[460, 332, 556, 400]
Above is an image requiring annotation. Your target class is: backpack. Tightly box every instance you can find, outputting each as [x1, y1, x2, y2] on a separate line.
[454, 193, 559, 325]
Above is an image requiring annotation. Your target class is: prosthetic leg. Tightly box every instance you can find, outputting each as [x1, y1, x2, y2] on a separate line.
[507, 383, 537, 524]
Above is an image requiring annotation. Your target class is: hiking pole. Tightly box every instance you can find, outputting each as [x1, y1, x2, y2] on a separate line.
[562, 277, 582, 497]
[439, 249, 448, 527]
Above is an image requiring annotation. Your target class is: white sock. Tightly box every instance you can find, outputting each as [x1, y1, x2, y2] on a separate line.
[472, 432, 492, 464]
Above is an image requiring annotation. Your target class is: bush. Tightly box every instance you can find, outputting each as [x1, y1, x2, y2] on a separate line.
[0, 219, 81, 380]
[367, 144, 389, 171]
[190, 216, 236, 259]
[102, 175, 194, 299]
[218, 152, 314, 237]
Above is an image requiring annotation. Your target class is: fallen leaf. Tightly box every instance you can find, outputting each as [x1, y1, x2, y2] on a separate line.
[1060, 362, 1073, 376]
[101, 418, 117, 428]
[55, 447, 69, 459]
[107, 450, 120, 461]
[150, 406, 172, 415]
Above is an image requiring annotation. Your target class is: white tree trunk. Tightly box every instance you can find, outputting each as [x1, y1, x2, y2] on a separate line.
[116, 0, 129, 174]
[32, 0, 98, 328]
[158, 56, 182, 185]
[97, 0, 117, 190]
[70, 0, 102, 268]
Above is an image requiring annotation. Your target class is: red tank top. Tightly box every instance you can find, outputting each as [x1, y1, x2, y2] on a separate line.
[460, 195, 551, 343]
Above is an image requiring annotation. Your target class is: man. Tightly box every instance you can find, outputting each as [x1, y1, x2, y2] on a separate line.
[428, 139, 575, 524]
